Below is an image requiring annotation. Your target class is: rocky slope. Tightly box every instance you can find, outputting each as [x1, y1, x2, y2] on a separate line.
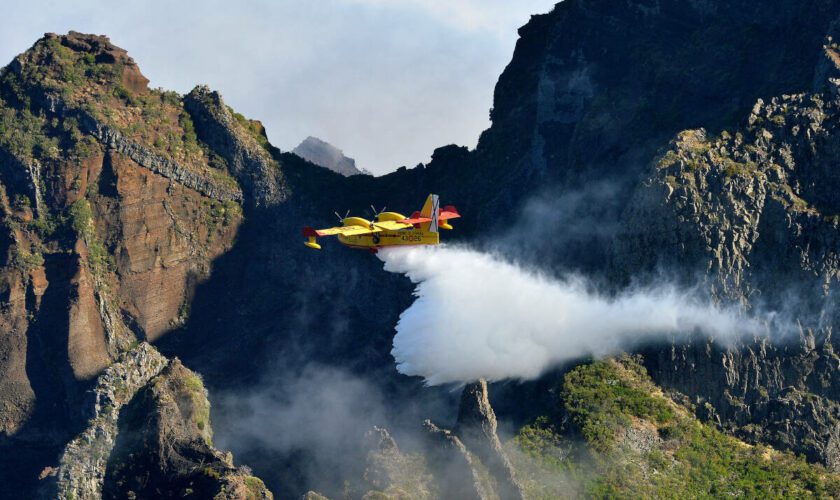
[507, 356, 840, 498]
[616, 48, 840, 468]
[7, 1, 840, 498]
[292, 136, 364, 176]
[0, 31, 273, 496]
[38, 342, 270, 499]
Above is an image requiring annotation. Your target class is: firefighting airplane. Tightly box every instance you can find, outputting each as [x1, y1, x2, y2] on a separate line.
[302, 194, 459, 252]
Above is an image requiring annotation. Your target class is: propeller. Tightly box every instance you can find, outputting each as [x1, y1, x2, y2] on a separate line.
[334, 210, 350, 223]
[370, 205, 387, 220]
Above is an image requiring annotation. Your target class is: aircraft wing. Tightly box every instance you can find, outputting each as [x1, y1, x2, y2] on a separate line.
[310, 225, 380, 237]
[373, 220, 414, 231]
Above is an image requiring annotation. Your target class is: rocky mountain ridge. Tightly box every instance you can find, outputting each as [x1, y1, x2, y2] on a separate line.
[292, 136, 365, 177]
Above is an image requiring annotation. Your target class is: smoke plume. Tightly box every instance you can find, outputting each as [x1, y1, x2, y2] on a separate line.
[379, 245, 766, 385]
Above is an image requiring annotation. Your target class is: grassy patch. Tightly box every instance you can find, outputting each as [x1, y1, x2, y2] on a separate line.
[562, 356, 674, 452]
[13, 248, 44, 271]
[182, 371, 212, 444]
[243, 476, 268, 499]
[68, 198, 113, 273]
[232, 108, 271, 151]
[508, 357, 840, 498]
[657, 150, 679, 169]
[204, 199, 242, 238]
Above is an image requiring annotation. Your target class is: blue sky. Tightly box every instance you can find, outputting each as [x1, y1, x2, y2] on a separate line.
[0, 0, 557, 174]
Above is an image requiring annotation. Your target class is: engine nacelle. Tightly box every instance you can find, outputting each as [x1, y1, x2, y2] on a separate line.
[343, 216, 372, 228]
[376, 212, 407, 222]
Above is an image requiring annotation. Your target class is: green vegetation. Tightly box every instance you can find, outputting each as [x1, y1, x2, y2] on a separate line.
[516, 417, 569, 468]
[68, 197, 93, 234]
[508, 357, 840, 499]
[232, 108, 271, 151]
[178, 110, 200, 155]
[13, 194, 30, 209]
[722, 157, 758, 178]
[112, 84, 136, 105]
[657, 150, 679, 169]
[562, 357, 674, 452]
[12, 248, 44, 271]
[204, 199, 242, 238]
[361, 446, 435, 499]
[0, 100, 61, 162]
[69, 198, 112, 273]
[660, 126, 763, 181]
[203, 467, 221, 480]
[243, 476, 268, 499]
[181, 371, 212, 444]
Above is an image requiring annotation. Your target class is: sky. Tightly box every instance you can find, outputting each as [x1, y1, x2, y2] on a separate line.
[0, 0, 558, 175]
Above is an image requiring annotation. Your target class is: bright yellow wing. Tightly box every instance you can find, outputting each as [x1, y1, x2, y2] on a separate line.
[373, 220, 413, 231]
[313, 225, 380, 237]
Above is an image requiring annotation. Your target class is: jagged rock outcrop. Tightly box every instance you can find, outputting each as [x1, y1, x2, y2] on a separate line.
[184, 85, 287, 207]
[293, 136, 363, 177]
[454, 380, 524, 500]
[80, 117, 244, 202]
[102, 358, 272, 499]
[50, 342, 168, 499]
[408, 382, 523, 499]
[422, 420, 488, 500]
[45, 343, 271, 499]
[359, 426, 434, 499]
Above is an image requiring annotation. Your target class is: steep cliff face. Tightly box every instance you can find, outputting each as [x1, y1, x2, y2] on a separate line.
[0, 32, 279, 495]
[466, 0, 840, 476]
[468, 0, 840, 269]
[617, 68, 840, 467]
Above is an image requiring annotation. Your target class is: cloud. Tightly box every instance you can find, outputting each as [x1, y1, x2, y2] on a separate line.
[343, 0, 557, 36]
[213, 365, 388, 494]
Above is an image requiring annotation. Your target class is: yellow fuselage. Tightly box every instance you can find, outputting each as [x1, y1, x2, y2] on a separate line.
[338, 228, 440, 250]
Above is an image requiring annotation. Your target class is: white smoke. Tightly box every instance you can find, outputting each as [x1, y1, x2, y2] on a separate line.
[378, 245, 765, 385]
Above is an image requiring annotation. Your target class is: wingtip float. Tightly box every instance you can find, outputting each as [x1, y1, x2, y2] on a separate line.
[302, 194, 460, 253]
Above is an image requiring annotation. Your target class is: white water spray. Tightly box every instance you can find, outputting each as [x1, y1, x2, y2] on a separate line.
[379, 245, 762, 385]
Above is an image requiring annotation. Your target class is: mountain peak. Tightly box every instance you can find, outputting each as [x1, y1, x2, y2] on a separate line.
[8, 31, 150, 101]
[292, 136, 365, 176]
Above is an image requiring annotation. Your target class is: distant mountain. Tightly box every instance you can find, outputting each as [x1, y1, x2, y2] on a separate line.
[292, 136, 367, 176]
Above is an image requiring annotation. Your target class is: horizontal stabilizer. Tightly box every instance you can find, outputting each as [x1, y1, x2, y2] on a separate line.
[439, 205, 460, 220]
[401, 216, 433, 224]
[401, 206, 459, 225]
